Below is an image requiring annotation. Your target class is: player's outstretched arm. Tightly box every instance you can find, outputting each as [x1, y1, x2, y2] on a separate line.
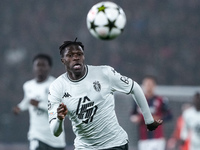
[131, 81, 163, 126]
[12, 106, 21, 115]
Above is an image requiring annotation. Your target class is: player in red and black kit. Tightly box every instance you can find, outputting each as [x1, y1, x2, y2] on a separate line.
[130, 75, 172, 150]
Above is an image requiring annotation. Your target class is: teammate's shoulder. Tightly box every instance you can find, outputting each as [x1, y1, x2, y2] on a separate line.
[88, 64, 113, 69]
[88, 65, 114, 72]
[23, 78, 35, 86]
[48, 75, 56, 81]
[183, 107, 195, 117]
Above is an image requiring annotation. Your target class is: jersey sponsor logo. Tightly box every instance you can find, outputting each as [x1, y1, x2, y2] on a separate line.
[93, 81, 101, 92]
[120, 76, 129, 84]
[62, 92, 72, 98]
[76, 96, 98, 124]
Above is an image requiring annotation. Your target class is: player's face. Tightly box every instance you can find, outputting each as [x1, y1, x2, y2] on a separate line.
[142, 78, 156, 95]
[194, 95, 200, 110]
[33, 58, 51, 81]
[61, 45, 85, 78]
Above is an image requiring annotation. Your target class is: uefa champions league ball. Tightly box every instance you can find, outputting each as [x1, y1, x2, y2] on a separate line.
[86, 1, 126, 40]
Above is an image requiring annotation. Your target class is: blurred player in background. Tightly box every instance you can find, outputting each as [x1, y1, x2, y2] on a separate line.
[167, 103, 191, 150]
[130, 75, 172, 150]
[13, 54, 66, 150]
[180, 92, 200, 150]
[47, 39, 163, 150]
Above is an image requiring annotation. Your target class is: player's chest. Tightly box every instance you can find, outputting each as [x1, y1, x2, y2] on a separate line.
[147, 98, 162, 114]
[187, 112, 200, 128]
[26, 85, 49, 100]
[61, 80, 109, 113]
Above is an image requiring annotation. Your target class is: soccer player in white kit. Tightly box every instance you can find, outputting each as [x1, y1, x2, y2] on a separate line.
[13, 54, 66, 150]
[180, 92, 200, 150]
[48, 39, 163, 150]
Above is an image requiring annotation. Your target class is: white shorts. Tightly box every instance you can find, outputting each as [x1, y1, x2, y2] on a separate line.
[138, 138, 166, 150]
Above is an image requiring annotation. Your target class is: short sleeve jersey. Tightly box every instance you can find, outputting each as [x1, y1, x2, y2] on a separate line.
[48, 65, 133, 149]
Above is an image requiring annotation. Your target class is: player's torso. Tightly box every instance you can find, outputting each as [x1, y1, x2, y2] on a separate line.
[58, 65, 128, 148]
[25, 78, 53, 119]
[50, 65, 131, 148]
[147, 96, 163, 116]
[61, 66, 114, 125]
[185, 108, 200, 144]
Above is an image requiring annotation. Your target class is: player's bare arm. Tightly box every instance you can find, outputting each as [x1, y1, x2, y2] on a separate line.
[13, 106, 21, 115]
[30, 99, 39, 107]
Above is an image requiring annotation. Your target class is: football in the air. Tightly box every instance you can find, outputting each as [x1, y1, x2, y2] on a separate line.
[86, 1, 126, 40]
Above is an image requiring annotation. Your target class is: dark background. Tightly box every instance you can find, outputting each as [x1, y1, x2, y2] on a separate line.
[0, 0, 200, 149]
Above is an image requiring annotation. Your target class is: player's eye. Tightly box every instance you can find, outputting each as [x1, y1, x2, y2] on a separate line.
[77, 52, 83, 56]
[67, 54, 72, 57]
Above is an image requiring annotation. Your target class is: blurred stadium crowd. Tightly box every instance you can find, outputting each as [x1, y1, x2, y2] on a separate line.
[0, 0, 200, 149]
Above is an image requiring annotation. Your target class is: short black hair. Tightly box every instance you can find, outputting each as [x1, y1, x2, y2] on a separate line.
[143, 74, 157, 83]
[59, 38, 84, 57]
[194, 92, 200, 99]
[32, 53, 53, 67]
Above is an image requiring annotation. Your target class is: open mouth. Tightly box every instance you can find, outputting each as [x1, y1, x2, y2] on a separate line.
[73, 64, 82, 70]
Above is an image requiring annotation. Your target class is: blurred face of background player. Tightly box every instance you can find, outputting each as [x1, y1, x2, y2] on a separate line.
[142, 77, 156, 99]
[61, 44, 85, 80]
[33, 58, 51, 82]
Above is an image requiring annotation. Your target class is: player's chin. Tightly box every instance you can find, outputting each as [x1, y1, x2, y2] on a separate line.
[72, 68, 83, 74]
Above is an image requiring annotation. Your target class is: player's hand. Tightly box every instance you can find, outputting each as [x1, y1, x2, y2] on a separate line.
[57, 103, 68, 120]
[30, 99, 39, 107]
[13, 106, 21, 115]
[146, 119, 163, 131]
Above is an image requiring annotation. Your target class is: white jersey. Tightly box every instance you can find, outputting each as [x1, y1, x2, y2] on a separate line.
[18, 76, 66, 148]
[48, 65, 133, 149]
[180, 107, 200, 150]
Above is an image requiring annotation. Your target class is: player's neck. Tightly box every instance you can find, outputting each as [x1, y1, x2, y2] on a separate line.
[145, 93, 154, 99]
[68, 66, 86, 81]
[35, 75, 48, 83]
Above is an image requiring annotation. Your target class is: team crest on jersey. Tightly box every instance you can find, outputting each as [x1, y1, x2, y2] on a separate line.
[93, 81, 101, 92]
